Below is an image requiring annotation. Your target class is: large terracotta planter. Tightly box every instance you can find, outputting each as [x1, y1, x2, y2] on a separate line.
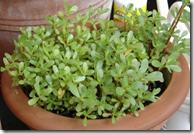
[0, 0, 113, 73]
[1, 54, 190, 130]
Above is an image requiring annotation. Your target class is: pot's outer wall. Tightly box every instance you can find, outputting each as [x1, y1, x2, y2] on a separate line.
[1, 54, 190, 130]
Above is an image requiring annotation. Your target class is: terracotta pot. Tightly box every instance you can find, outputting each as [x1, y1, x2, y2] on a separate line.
[1, 54, 190, 130]
[0, 0, 113, 74]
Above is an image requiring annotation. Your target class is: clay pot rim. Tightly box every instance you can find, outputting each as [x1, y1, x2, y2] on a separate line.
[1, 54, 190, 130]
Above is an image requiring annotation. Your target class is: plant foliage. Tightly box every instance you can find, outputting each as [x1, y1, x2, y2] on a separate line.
[1, 1, 190, 126]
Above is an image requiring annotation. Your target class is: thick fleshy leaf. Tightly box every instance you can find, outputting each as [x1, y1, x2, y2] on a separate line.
[53, 49, 60, 56]
[76, 103, 82, 112]
[79, 46, 88, 56]
[82, 99, 98, 107]
[145, 72, 164, 82]
[53, 65, 59, 74]
[5, 53, 12, 61]
[3, 58, 9, 65]
[152, 60, 162, 68]
[69, 6, 78, 13]
[103, 104, 113, 110]
[68, 82, 80, 98]
[83, 62, 88, 73]
[39, 96, 47, 101]
[76, 25, 81, 34]
[140, 59, 148, 73]
[125, 49, 132, 56]
[76, 13, 82, 22]
[127, 95, 136, 106]
[88, 115, 97, 119]
[67, 34, 73, 43]
[44, 87, 53, 96]
[168, 65, 182, 72]
[110, 70, 118, 78]
[28, 97, 39, 105]
[120, 54, 126, 64]
[90, 80, 99, 87]
[100, 34, 106, 42]
[65, 51, 71, 59]
[120, 76, 128, 88]
[83, 117, 87, 126]
[96, 60, 103, 69]
[116, 87, 125, 96]
[10, 71, 18, 77]
[130, 81, 143, 90]
[58, 11, 64, 19]
[181, 31, 188, 37]
[139, 101, 145, 110]
[75, 76, 86, 83]
[46, 75, 52, 85]
[97, 68, 103, 80]
[127, 31, 134, 41]
[64, 2, 68, 10]
[139, 16, 144, 26]
[182, 9, 190, 22]
[58, 88, 65, 99]
[112, 116, 116, 124]
[58, 36, 65, 44]
[168, 52, 180, 62]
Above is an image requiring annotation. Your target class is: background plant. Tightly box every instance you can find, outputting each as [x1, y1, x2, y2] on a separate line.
[1, 1, 190, 126]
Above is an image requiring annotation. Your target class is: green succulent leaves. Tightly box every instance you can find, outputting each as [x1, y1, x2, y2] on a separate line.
[1, 1, 190, 127]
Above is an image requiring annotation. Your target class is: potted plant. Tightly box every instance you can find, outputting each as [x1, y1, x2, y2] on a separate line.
[0, 1, 190, 130]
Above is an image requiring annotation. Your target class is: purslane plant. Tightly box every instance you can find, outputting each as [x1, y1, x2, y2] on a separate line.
[1, 1, 190, 126]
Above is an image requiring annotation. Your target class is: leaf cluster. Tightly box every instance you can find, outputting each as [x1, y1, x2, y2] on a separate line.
[1, 1, 190, 126]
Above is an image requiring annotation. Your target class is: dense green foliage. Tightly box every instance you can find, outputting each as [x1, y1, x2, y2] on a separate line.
[1, 1, 190, 126]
